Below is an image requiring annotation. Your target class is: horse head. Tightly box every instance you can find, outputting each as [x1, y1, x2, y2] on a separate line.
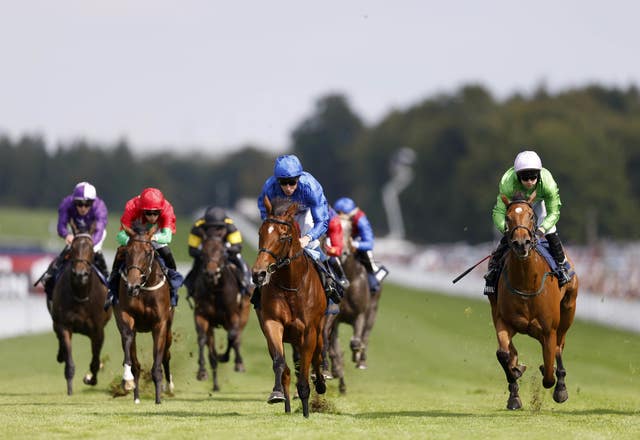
[122, 222, 157, 297]
[501, 191, 538, 258]
[68, 220, 96, 287]
[252, 196, 301, 286]
[338, 214, 354, 263]
[201, 228, 227, 286]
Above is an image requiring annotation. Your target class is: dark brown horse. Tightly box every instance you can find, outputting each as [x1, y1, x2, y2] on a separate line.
[193, 227, 250, 391]
[51, 222, 112, 395]
[251, 197, 327, 418]
[323, 214, 371, 393]
[113, 224, 175, 404]
[489, 191, 578, 410]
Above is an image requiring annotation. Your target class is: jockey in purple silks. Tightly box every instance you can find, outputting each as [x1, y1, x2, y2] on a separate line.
[39, 181, 109, 313]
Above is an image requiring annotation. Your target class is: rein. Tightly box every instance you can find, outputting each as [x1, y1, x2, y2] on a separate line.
[502, 264, 554, 297]
[123, 237, 166, 291]
[69, 233, 95, 303]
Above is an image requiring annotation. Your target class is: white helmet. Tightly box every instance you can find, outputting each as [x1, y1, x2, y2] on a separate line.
[72, 181, 97, 200]
[514, 150, 542, 172]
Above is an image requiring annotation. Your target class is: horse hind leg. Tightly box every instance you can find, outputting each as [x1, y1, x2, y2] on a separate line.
[162, 323, 174, 395]
[195, 316, 210, 381]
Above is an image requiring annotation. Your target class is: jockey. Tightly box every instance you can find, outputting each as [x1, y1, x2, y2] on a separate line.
[39, 181, 109, 314]
[104, 187, 183, 309]
[484, 150, 572, 295]
[334, 197, 389, 293]
[184, 206, 253, 298]
[324, 206, 350, 289]
[255, 154, 343, 304]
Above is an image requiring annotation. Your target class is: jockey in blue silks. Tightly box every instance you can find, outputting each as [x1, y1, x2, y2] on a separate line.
[254, 154, 343, 307]
[334, 197, 389, 293]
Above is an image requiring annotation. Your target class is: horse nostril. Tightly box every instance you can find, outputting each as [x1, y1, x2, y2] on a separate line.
[252, 271, 265, 284]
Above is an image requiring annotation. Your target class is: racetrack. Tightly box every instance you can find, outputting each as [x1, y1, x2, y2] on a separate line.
[1, 283, 638, 439]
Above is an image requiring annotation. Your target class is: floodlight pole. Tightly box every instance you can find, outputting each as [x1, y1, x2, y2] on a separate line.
[382, 147, 416, 240]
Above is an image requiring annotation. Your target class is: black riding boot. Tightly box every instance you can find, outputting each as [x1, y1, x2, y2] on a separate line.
[327, 256, 350, 289]
[321, 260, 343, 304]
[104, 247, 125, 310]
[484, 235, 509, 295]
[546, 232, 571, 287]
[94, 251, 109, 278]
[156, 246, 181, 307]
[157, 246, 177, 270]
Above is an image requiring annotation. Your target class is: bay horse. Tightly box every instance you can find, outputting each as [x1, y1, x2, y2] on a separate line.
[113, 223, 175, 404]
[51, 221, 112, 395]
[251, 197, 327, 418]
[489, 191, 578, 410]
[193, 227, 250, 391]
[323, 214, 371, 393]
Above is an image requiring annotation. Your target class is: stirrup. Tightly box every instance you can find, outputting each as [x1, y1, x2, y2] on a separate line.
[374, 266, 389, 282]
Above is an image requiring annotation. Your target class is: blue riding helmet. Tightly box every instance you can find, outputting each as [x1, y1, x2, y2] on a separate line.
[334, 197, 356, 214]
[274, 154, 303, 178]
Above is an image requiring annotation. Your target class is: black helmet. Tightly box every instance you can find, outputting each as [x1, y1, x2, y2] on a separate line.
[204, 206, 227, 226]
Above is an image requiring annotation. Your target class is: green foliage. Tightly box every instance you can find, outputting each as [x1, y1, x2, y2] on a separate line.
[0, 285, 639, 438]
[3, 84, 640, 244]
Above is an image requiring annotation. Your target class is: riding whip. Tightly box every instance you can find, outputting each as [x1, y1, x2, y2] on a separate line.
[452, 254, 491, 284]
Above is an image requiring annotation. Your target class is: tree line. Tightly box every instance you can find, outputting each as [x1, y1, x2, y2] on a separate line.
[2, 83, 640, 245]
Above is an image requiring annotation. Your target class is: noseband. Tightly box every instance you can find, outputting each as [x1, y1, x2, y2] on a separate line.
[70, 233, 94, 269]
[123, 237, 155, 288]
[258, 218, 303, 274]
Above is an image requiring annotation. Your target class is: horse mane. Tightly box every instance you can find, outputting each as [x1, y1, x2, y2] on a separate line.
[270, 197, 297, 217]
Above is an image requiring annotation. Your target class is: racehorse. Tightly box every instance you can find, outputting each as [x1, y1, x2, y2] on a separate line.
[251, 197, 327, 418]
[51, 221, 112, 395]
[489, 191, 578, 410]
[113, 223, 175, 404]
[192, 227, 250, 391]
[323, 214, 371, 393]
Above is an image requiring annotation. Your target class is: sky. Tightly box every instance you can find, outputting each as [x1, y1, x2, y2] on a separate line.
[1, 1, 638, 155]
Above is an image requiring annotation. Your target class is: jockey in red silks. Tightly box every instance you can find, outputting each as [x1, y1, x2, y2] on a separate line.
[104, 187, 183, 309]
[324, 206, 350, 289]
[334, 197, 389, 293]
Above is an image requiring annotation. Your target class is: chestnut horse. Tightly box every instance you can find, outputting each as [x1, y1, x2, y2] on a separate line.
[51, 221, 112, 395]
[489, 191, 578, 410]
[251, 197, 327, 418]
[323, 215, 371, 393]
[193, 228, 250, 391]
[114, 224, 175, 404]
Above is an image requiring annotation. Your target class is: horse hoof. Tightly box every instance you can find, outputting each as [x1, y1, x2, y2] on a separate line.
[123, 379, 135, 391]
[134, 398, 141, 404]
[315, 380, 327, 395]
[356, 363, 367, 370]
[267, 391, 286, 404]
[234, 364, 246, 373]
[553, 386, 568, 403]
[218, 354, 230, 363]
[507, 397, 522, 410]
[197, 370, 208, 381]
[83, 373, 97, 386]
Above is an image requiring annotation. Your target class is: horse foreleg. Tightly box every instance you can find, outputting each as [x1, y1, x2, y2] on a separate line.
[208, 326, 219, 392]
[496, 324, 521, 410]
[228, 325, 246, 373]
[195, 315, 209, 381]
[553, 351, 568, 403]
[312, 326, 326, 396]
[117, 316, 136, 396]
[151, 323, 168, 404]
[55, 323, 75, 396]
[539, 331, 557, 389]
[351, 314, 366, 367]
[359, 291, 381, 369]
[163, 320, 174, 395]
[130, 335, 141, 404]
[262, 320, 287, 406]
[83, 328, 104, 386]
[329, 322, 346, 394]
[322, 313, 337, 379]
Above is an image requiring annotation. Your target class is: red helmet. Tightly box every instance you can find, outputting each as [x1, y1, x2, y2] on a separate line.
[139, 188, 165, 211]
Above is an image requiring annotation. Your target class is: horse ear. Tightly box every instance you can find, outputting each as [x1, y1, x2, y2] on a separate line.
[122, 223, 135, 237]
[527, 190, 537, 204]
[147, 224, 158, 238]
[500, 194, 510, 206]
[285, 202, 298, 218]
[264, 196, 272, 215]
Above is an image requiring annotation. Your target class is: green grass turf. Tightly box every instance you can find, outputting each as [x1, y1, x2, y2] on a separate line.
[0, 283, 639, 439]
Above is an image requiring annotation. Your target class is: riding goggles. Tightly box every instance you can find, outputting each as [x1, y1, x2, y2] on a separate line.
[278, 178, 299, 187]
[74, 200, 94, 207]
[143, 209, 162, 216]
[517, 171, 539, 182]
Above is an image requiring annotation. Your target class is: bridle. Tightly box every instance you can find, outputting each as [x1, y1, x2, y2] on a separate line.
[505, 200, 538, 257]
[70, 233, 94, 270]
[258, 218, 304, 274]
[122, 237, 160, 291]
[200, 236, 226, 285]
